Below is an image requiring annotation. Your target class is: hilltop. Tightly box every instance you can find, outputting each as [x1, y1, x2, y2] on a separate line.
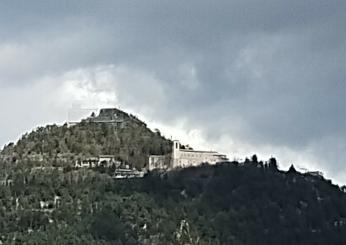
[1, 108, 172, 169]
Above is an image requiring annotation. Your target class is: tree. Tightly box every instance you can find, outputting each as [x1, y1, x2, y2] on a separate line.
[90, 209, 125, 242]
[268, 157, 278, 170]
[251, 154, 258, 163]
[288, 164, 297, 174]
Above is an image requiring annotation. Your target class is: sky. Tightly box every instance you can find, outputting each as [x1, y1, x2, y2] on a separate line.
[0, 1, 346, 184]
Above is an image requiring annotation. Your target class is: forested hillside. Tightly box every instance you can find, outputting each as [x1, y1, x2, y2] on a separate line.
[1, 108, 346, 244]
[0, 108, 171, 169]
[0, 159, 346, 244]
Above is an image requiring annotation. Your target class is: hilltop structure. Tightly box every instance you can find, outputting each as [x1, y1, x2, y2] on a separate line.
[67, 107, 146, 128]
[149, 140, 228, 170]
[1, 105, 226, 174]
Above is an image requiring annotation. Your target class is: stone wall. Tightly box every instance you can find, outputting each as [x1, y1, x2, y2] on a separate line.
[148, 140, 228, 170]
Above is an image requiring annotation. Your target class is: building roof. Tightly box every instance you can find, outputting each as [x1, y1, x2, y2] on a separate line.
[179, 149, 218, 154]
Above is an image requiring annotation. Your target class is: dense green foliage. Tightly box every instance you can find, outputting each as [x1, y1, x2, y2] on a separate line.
[1, 109, 346, 244]
[1, 109, 171, 169]
[0, 160, 346, 244]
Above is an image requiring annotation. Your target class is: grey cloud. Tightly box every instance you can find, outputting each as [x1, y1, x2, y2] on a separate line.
[1, 0, 346, 182]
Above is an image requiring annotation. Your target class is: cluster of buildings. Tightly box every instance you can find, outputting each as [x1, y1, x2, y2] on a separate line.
[85, 108, 127, 128]
[75, 155, 147, 179]
[68, 108, 229, 173]
[113, 168, 146, 179]
[0, 108, 229, 180]
[75, 155, 121, 168]
[73, 140, 229, 178]
[149, 140, 229, 171]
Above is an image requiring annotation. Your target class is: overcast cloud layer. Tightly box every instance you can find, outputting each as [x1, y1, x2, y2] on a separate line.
[1, 1, 346, 183]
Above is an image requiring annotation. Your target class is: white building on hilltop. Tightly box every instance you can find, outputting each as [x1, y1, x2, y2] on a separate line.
[148, 140, 228, 171]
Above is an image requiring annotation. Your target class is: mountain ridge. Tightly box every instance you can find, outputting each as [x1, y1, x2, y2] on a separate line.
[0, 107, 346, 244]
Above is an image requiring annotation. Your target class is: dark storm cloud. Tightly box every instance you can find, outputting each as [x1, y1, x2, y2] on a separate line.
[1, 0, 346, 180]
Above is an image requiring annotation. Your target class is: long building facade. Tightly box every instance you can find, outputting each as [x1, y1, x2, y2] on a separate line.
[148, 140, 228, 170]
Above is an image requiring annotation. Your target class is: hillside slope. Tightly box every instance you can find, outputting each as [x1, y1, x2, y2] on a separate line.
[0, 160, 345, 244]
[1, 108, 346, 244]
[1, 108, 172, 169]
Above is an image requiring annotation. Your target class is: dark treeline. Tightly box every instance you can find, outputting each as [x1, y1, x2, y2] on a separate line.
[0, 159, 346, 244]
